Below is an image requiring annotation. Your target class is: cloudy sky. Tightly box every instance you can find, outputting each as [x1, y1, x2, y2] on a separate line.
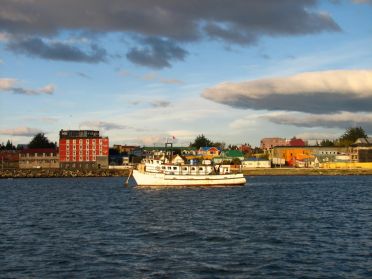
[1, 0, 372, 146]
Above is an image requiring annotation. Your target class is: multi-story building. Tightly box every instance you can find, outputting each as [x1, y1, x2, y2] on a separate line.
[260, 138, 287, 150]
[19, 148, 59, 169]
[59, 130, 109, 169]
[113, 144, 139, 154]
[0, 150, 20, 169]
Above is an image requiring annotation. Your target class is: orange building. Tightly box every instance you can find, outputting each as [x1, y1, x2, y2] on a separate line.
[271, 147, 313, 167]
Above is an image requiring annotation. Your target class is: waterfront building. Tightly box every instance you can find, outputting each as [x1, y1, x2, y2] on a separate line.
[112, 144, 140, 154]
[260, 138, 287, 150]
[197, 147, 221, 160]
[213, 150, 245, 164]
[19, 148, 59, 169]
[269, 146, 350, 167]
[0, 150, 20, 169]
[59, 130, 109, 169]
[242, 158, 271, 169]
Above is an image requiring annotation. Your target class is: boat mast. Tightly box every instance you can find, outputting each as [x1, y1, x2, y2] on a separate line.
[165, 141, 173, 163]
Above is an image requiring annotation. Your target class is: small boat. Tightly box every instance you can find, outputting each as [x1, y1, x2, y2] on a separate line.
[132, 158, 246, 186]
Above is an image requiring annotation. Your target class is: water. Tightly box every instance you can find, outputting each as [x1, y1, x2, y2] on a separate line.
[0, 176, 371, 278]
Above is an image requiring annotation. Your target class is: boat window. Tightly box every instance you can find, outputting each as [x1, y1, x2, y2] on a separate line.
[162, 166, 165, 169]
[173, 167, 177, 170]
[168, 167, 171, 170]
[182, 167, 188, 170]
[199, 167, 204, 171]
[191, 167, 196, 170]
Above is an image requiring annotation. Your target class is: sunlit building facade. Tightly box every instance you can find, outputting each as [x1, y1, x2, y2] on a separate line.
[59, 130, 109, 169]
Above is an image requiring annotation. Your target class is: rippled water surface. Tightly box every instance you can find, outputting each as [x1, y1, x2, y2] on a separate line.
[0, 176, 371, 278]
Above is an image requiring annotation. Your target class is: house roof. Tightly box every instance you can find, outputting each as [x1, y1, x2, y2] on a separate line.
[353, 137, 372, 145]
[199, 146, 221, 151]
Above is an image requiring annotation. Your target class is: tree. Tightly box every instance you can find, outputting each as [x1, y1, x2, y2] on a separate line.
[320, 139, 335, 147]
[28, 133, 56, 149]
[189, 134, 213, 149]
[337, 127, 367, 146]
[213, 142, 226, 150]
[0, 140, 16, 150]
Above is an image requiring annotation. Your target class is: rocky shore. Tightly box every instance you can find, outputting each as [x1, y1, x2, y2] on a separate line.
[0, 169, 131, 179]
[1, 168, 372, 179]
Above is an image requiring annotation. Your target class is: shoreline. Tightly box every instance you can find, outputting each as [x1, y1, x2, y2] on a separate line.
[243, 168, 372, 176]
[1, 168, 372, 178]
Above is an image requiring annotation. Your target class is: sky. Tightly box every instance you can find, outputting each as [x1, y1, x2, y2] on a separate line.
[1, 0, 372, 147]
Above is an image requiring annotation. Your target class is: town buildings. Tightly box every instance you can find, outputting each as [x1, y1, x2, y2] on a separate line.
[19, 148, 59, 169]
[260, 138, 287, 150]
[260, 137, 307, 150]
[59, 130, 109, 169]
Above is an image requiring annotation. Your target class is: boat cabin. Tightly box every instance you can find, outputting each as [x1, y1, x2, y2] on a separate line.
[141, 158, 232, 175]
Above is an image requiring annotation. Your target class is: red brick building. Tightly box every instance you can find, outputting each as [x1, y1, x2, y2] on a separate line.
[59, 130, 109, 169]
[0, 151, 20, 169]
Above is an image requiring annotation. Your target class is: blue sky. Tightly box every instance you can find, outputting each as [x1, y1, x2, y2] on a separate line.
[1, 0, 372, 147]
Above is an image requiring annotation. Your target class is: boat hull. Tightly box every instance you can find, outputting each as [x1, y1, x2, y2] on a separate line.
[132, 170, 246, 186]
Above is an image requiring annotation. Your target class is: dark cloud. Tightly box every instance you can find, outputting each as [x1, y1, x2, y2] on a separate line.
[76, 72, 91, 79]
[0, 0, 341, 40]
[203, 70, 372, 114]
[6, 37, 106, 63]
[80, 121, 129, 131]
[203, 23, 258, 45]
[129, 99, 171, 108]
[126, 37, 187, 68]
[150, 100, 171, 108]
[262, 112, 372, 133]
[0, 1, 342, 67]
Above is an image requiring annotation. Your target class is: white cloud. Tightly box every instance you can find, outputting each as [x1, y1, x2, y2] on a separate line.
[0, 78, 55, 95]
[203, 70, 372, 113]
[0, 127, 43, 137]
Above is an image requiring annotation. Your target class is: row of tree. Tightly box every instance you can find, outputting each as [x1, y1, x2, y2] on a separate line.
[319, 127, 367, 147]
[0, 133, 56, 150]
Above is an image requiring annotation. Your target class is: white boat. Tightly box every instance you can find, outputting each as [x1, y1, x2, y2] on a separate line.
[132, 158, 246, 186]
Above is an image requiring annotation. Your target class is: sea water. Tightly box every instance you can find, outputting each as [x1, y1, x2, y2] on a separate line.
[0, 176, 371, 278]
